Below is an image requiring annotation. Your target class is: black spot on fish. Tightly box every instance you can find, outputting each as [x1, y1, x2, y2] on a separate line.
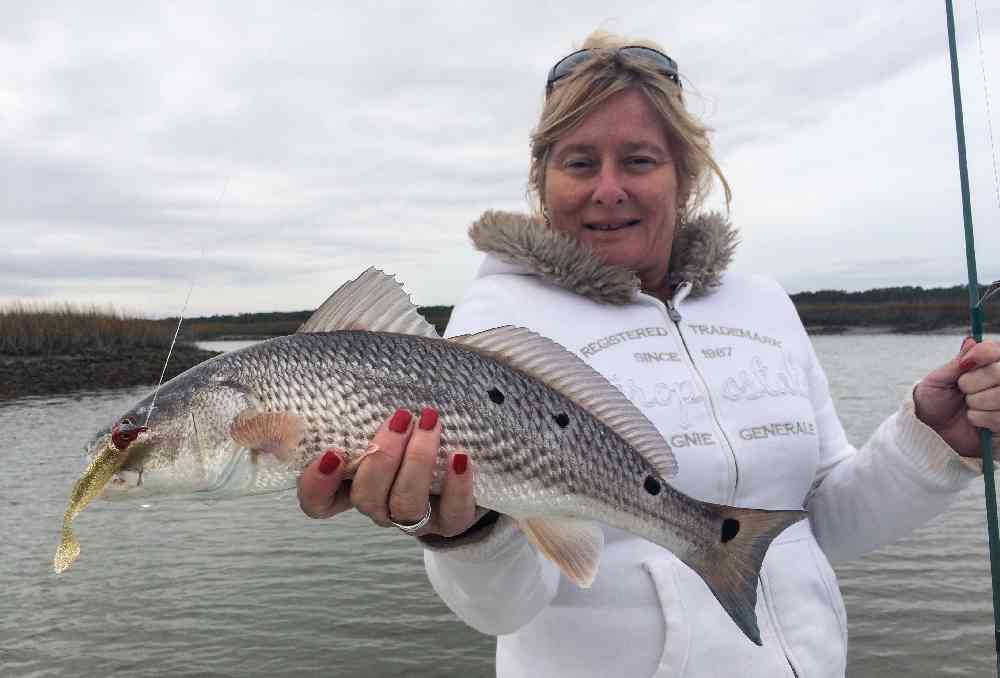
[643, 475, 661, 495]
[553, 413, 569, 428]
[488, 388, 504, 404]
[721, 518, 740, 543]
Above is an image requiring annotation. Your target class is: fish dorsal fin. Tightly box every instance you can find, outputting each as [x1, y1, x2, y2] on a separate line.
[450, 326, 677, 479]
[230, 411, 305, 462]
[518, 517, 604, 588]
[297, 267, 439, 338]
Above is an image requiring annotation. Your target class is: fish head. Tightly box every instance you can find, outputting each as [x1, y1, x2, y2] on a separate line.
[94, 376, 260, 500]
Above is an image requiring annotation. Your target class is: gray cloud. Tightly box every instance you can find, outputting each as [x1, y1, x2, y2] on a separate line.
[2, 1, 999, 315]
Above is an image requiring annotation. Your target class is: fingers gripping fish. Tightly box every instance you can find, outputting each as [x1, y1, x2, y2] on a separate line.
[56, 267, 806, 646]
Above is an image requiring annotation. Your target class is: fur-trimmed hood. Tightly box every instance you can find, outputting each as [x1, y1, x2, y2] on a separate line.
[468, 210, 739, 305]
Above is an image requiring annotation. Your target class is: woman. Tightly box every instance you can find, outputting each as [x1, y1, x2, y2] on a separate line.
[298, 31, 1000, 677]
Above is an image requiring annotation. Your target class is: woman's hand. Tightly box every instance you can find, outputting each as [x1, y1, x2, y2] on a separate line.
[296, 407, 480, 537]
[914, 338, 1000, 457]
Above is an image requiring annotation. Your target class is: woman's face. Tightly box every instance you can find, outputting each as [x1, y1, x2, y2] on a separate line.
[544, 89, 680, 291]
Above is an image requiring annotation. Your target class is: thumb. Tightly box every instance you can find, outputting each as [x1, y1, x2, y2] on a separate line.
[298, 449, 350, 519]
[921, 336, 977, 388]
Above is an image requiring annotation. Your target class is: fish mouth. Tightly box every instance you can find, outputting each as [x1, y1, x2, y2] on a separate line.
[584, 218, 641, 232]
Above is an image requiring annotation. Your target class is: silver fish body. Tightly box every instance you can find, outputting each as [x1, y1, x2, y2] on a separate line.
[73, 268, 805, 645]
[107, 331, 686, 525]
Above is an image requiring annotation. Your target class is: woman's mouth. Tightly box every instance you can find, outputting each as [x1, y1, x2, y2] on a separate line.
[584, 219, 641, 231]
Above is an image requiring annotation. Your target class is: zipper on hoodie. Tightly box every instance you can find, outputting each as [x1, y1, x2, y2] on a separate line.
[661, 285, 740, 504]
[759, 572, 801, 678]
[663, 285, 800, 678]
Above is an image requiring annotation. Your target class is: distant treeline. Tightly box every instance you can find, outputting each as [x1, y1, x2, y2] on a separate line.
[790, 284, 999, 332]
[2, 285, 996, 358]
[170, 284, 999, 339]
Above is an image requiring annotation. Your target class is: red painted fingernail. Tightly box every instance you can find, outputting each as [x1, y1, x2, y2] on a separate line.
[959, 358, 977, 371]
[318, 450, 341, 475]
[389, 409, 412, 433]
[960, 336, 976, 356]
[419, 407, 438, 430]
[452, 453, 468, 475]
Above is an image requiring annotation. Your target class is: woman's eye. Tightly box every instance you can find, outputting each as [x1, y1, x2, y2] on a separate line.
[564, 158, 594, 171]
[627, 156, 656, 168]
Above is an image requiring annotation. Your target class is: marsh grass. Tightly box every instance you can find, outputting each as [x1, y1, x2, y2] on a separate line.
[0, 302, 175, 356]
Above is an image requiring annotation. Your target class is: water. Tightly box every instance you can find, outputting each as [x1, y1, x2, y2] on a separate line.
[1, 333, 997, 676]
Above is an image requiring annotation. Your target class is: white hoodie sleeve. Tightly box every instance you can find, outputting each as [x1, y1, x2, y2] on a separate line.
[422, 276, 561, 635]
[423, 515, 561, 635]
[802, 337, 981, 564]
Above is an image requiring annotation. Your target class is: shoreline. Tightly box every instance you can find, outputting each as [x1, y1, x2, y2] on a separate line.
[0, 345, 220, 401]
[1, 327, 989, 400]
[195, 325, 977, 340]
[804, 325, 972, 336]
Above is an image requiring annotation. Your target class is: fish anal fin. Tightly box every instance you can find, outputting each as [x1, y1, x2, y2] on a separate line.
[518, 517, 604, 588]
[230, 411, 306, 463]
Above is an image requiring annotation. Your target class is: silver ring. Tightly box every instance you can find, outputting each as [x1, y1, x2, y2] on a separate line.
[389, 502, 432, 534]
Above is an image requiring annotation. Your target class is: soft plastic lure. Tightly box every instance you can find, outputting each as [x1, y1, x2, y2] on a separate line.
[53, 420, 146, 574]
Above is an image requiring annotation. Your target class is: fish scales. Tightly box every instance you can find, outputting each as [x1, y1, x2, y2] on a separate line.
[217, 331, 663, 522]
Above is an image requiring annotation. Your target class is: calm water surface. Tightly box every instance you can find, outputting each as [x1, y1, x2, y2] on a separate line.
[1, 333, 997, 676]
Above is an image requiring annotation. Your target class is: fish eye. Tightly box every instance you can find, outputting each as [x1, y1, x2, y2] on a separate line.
[643, 475, 661, 496]
[120, 417, 135, 427]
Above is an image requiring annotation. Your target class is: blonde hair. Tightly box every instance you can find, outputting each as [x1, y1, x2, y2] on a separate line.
[528, 30, 731, 220]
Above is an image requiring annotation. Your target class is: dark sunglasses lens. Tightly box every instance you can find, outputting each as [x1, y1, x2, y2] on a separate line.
[548, 50, 594, 86]
[621, 47, 680, 86]
[546, 46, 681, 94]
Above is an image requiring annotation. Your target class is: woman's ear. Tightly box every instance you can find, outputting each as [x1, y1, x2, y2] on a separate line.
[675, 186, 691, 221]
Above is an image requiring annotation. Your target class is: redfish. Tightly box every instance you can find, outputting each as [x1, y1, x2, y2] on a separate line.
[56, 267, 805, 645]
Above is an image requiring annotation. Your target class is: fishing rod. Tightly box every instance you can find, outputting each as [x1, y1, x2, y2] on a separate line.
[943, 0, 1000, 670]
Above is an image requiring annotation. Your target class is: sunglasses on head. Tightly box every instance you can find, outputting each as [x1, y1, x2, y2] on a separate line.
[545, 46, 682, 97]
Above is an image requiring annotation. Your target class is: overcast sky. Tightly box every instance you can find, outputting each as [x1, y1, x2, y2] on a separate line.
[4, 1, 1000, 317]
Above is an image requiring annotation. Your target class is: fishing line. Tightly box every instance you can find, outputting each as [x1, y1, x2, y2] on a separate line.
[983, 280, 1000, 307]
[973, 0, 1000, 211]
[971, 0, 1000, 314]
[144, 178, 230, 427]
[944, 0, 1000, 671]
[144, 281, 195, 428]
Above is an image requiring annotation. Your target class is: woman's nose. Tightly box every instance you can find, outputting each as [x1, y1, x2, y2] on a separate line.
[592, 166, 627, 206]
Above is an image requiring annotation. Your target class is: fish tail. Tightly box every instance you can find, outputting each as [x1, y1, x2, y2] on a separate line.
[53, 525, 81, 574]
[682, 506, 806, 646]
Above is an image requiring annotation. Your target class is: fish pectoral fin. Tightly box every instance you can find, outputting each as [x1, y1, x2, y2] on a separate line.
[518, 517, 604, 588]
[297, 267, 440, 338]
[230, 410, 306, 463]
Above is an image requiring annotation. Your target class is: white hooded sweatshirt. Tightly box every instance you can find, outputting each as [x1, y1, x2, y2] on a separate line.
[422, 211, 980, 678]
